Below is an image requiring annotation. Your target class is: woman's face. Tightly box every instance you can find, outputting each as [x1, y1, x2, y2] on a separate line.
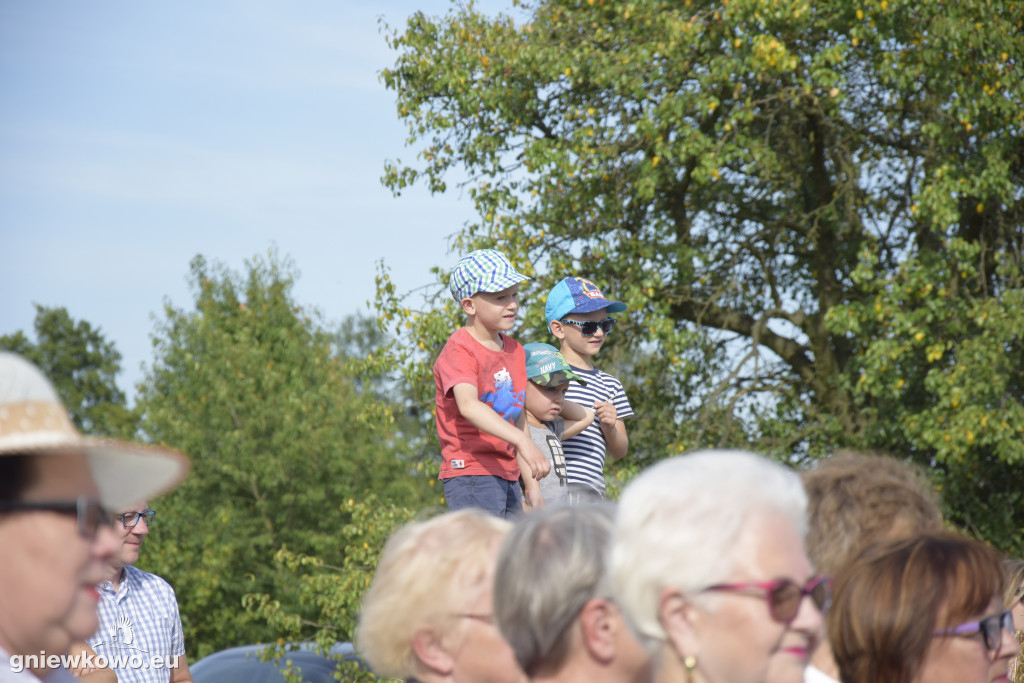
[448, 539, 527, 683]
[915, 598, 1017, 683]
[691, 511, 824, 683]
[1010, 584, 1024, 640]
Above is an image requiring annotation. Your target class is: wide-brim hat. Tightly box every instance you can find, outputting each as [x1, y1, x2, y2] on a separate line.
[0, 352, 190, 509]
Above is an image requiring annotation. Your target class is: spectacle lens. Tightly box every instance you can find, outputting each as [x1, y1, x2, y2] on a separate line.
[980, 611, 1014, 651]
[770, 576, 831, 622]
[115, 509, 156, 529]
[703, 576, 831, 624]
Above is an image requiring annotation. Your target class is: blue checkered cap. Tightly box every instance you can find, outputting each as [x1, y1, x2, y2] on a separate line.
[449, 249, 530, 303]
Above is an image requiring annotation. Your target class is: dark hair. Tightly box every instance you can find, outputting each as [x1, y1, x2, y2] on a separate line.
[0, 455, 36, 501]
[829, 532, 1005, 683]
[802, 450, 942, 576]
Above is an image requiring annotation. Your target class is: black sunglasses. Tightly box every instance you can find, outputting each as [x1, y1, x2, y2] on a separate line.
[0, 496, 110, 538]
[114, 509, 156, 529]
[702, 576, 832, 623]
[934, 610, 1014, 652]
[559, 318, 616, 336]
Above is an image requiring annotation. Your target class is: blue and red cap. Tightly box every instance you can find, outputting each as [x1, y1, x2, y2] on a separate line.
[545, 277, 626, 324]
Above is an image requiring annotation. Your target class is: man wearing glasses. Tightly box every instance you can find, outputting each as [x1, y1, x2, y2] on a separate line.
[88, 502, 191, 683]
[0, 352, 189, 682]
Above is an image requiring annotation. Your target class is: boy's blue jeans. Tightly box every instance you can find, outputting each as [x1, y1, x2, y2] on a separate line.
[443, 475, 522, 519]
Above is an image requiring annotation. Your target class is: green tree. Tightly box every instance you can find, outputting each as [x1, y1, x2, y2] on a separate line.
[136, 253, 439, 656]
[0, 304, 135, 437]
[376, 0, 1024, 551]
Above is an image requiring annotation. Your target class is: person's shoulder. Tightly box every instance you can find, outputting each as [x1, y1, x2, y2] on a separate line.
[589, 365, 626, 386]
[542, 417, 564, 436]
[126, 565, 175, 594]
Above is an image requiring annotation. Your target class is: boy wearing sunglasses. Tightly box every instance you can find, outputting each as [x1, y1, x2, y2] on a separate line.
[545, 277, 633, 501]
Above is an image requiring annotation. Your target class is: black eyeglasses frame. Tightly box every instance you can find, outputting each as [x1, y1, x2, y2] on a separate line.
[0, 496, 110, 538]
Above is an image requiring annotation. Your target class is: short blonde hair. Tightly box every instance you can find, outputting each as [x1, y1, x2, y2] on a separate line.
[355, 509, 511, 678]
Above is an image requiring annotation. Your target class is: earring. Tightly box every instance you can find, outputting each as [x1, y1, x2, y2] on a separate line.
[683, 655, 697, 681]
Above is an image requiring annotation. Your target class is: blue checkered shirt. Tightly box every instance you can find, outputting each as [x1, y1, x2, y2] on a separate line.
[87, 566, 186, 683]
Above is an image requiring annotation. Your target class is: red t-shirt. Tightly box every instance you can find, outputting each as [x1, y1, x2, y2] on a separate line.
[433, 327, 526, 480]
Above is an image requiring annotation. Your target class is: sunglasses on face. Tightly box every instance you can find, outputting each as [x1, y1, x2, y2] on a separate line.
[0, 496, 111, 539]
[934, 610, 1015, 652]
[702, 575, 832, 623]
[559, 318, 616, 336]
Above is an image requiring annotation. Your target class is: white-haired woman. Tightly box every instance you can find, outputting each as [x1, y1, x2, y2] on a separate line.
[610, 449, 826, 683]
[356, 509, 526, 683]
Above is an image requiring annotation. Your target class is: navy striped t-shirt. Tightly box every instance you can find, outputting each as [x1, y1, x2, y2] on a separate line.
[562, 364, 633, 496]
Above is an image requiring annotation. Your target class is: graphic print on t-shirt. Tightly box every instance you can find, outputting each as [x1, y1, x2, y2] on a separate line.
[480, 367, 525, 424]
[546, 433, 568, 486]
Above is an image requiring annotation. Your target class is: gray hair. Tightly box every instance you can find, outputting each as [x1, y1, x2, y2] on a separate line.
[494, 503, 616, 675]
[609, 449, 807, 650]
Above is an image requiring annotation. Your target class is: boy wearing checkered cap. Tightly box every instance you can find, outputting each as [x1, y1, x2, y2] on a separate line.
[433, 249, 552, 517]
[545, 276, 633, 500]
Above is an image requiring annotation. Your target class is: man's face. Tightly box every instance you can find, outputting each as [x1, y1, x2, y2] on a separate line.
[113, 500, 151, 568]
[0, 453, 118, 658]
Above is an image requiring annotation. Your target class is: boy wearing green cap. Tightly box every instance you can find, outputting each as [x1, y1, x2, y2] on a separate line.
[522, 342, 595, 508]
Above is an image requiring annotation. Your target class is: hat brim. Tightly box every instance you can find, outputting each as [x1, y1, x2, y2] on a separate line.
[84, 440, 191, 509]
[5, 438, 191, 509]
[529, 370, 587, 388]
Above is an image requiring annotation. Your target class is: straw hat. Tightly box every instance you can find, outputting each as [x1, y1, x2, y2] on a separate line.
[0, 351, 190, 508]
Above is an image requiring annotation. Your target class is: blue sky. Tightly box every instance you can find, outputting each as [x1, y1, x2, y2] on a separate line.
[0, 1, 509, 393]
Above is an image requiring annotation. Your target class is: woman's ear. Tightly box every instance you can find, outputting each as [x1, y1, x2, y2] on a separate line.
[658, 587, 700, 660]
[411, 626, 455, 676]
[578, 597, 617, 663]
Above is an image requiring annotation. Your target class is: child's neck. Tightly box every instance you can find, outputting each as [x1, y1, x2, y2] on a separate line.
[558, 345, 594, 371]
[525, 410, 545, 428]
[464, 320, 504, 350]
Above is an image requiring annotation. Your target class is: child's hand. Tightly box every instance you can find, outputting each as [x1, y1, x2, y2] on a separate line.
[593, 400, 618, 428]
[519, 440, 552, 481]
[522, 481, 545, 511]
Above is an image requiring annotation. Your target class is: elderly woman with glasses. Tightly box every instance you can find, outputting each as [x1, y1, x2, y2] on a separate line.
[830, 532, 1017, 683]
[610, 449, 826, 683]
[356, 508, 526, 683]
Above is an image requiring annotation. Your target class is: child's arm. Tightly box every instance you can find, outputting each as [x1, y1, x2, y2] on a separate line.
[594, 400, 629, 460]
[560, 398, 596, 440]
[452, 383, 552, 480]
[517, 459, 545, 510]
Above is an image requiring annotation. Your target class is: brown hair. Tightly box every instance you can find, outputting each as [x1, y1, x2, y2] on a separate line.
[829, 532, 1005, 683]
[802, 450, 942, 576]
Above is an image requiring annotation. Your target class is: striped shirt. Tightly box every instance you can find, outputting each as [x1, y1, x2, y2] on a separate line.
[87, 566, 186, 683]
[562, 364, 634, 496]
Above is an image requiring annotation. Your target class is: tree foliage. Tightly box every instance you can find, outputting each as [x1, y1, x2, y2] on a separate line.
[0, 304, 135, 437]
[135, 253, 438, 656]
[377, 0, 1024, 551]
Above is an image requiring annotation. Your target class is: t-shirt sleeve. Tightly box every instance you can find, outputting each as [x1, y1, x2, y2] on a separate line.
[608, 375, 634, 419]
[435, 337, 480, 396]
